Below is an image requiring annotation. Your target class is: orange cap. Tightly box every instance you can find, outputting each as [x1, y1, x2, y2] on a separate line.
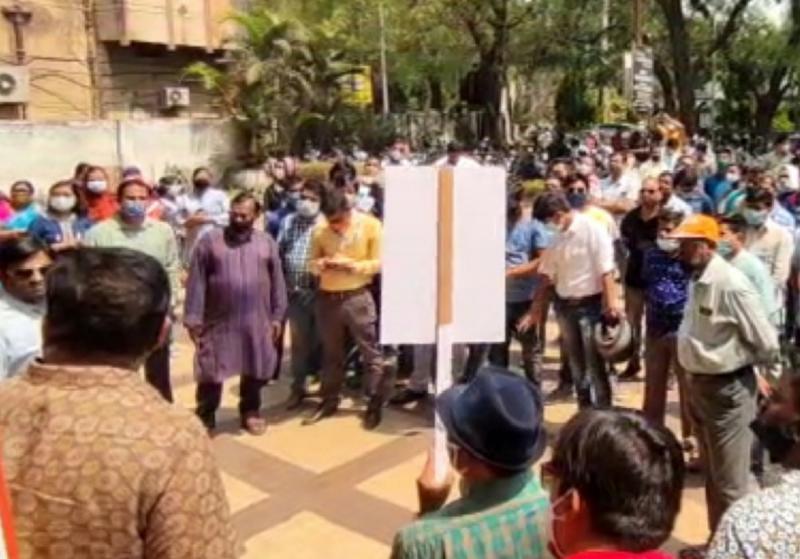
[669, 214, 720, 244]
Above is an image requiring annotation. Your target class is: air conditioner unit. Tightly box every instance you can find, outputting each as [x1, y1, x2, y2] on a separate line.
[0, 66, 30, 104]
[160, 86, 190, 109]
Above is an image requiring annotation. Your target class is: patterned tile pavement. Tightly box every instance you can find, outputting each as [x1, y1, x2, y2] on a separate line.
[167, 331, 710, 558]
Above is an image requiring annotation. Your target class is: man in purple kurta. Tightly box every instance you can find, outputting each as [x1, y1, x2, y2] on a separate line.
[184, 192, 288, 435]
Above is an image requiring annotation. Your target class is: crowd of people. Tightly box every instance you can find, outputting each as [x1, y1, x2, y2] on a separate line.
[1, 131, 800, 558]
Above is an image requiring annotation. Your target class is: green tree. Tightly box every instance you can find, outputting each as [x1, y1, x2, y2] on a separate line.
[722, 2, 800, 137]
[186, 6, 357, 156]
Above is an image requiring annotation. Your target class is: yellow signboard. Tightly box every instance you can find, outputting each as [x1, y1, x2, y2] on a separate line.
[340, 66, 374, 107]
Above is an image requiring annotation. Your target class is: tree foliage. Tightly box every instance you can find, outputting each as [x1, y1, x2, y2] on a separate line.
[190, 0, 800, 156]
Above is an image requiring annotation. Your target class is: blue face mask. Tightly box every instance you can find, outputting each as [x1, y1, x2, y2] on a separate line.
[717, 239, 735, 258]
[742, 208, 768, 227]
[567, 192, 587, 210]
[544, 221, 562, 235]
[121, 200, 147, 220]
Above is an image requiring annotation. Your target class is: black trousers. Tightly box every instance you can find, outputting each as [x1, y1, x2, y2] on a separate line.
[145, 342, 173, 402]
[196, 376, 267, 429]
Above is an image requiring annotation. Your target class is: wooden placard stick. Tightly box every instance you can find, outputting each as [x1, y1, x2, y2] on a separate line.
[433, 168, 455, 482]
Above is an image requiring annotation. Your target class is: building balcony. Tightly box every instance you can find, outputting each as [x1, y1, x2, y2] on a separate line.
[95, 0, 233, 52]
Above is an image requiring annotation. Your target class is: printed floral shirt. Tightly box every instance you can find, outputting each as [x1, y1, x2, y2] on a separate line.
[708, 469, 800, 559]
[0, 362, 237, 558]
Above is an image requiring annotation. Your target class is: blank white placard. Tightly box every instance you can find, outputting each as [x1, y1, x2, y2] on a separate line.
[451, 167, 506, 343]
[380, 166, 439, 344]
[379, 166, 506, 345]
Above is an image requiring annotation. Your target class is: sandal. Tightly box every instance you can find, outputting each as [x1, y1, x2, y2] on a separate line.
[241, 416, 267, 436]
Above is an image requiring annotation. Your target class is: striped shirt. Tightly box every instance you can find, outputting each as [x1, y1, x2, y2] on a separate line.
[390, 471, 549, 559]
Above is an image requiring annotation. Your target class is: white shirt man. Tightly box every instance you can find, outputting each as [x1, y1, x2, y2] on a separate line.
[539, 212, 616, 299]
[0, 291, 43, 380]
[528, 193, 619, 408]
[177, 185, 230, 263]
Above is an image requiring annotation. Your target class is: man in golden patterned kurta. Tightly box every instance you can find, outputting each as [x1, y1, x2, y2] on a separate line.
[0, 247, 237, 559]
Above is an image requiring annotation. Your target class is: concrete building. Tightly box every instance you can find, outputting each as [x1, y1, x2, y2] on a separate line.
[0, 0, 235, 121]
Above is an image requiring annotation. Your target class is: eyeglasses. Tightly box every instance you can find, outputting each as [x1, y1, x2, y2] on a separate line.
[8, 265, 51, 280]
[642, 189, 659, 194]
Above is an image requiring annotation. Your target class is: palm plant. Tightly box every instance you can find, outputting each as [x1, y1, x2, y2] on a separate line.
[186, 7, 358, 157]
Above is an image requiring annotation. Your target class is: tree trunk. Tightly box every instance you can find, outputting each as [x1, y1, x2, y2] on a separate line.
[473, 60, 505, 144]
[754, 94, 781, 139]
[428, 76, 444, 111]
[653, 58, 677, 114]
[657, 0, 697, 134]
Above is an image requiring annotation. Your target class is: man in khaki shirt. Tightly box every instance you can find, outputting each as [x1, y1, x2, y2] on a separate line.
[304, 187, 387, 430]
[671, 215, 779, 536]
[0, 247, 236, 559]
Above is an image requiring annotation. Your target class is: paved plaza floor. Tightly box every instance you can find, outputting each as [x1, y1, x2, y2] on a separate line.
[169, 331, 710, 558]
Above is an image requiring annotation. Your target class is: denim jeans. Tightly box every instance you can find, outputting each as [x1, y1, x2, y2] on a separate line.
[554, 295, 610, 408]
[288, 288, 321, 394]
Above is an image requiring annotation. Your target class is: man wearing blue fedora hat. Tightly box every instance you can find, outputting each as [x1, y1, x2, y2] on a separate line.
[391, 366, 550, 559]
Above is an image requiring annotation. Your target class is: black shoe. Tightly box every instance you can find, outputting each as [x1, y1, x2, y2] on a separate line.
[285, 390, 306, 411]
[196, 411, 216, 433]
[389, 388, 428, 406]
[363, 398, 383, 430]
[618, 361, 641, 380]
[302, 402, 338, 426]
[545, 383, 574, 403]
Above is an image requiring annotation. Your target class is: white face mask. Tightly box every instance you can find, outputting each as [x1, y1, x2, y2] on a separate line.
[656, 238, 680, 252]
[86, 180, 107, 194]
[297, 199, 320, 218]
[49, 195, 76, 213]
[167, 184, 184, 198]
[726, 173, 740, 183]
[356, 195, 375, 213]
[545, 490, 574, 559]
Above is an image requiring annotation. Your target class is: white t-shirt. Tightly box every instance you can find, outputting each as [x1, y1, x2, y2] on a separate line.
[433, 156, 482, 168]
[663, 194, 694, 217]
[599, 172, 641, 202]
[539, 212, 616, 299]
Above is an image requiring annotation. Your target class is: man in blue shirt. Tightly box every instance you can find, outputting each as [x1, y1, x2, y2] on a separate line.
[676, 168, 714, 215]
[487, 190, 551, 384]
[641, 209, 693, 444]
[704, 148, 735, 208]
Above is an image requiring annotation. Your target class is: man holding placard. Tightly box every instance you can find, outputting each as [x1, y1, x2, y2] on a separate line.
[520, 191, 620, 408]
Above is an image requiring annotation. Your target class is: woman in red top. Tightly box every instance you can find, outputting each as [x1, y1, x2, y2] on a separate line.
[541, 409, 685, 559]
[82, 166, 118, 223]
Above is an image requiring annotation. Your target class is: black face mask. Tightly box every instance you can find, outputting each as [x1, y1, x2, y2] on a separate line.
[751, 417, 800, 463]
[194, 179, 210, 189]
[507, 199, 522, 223]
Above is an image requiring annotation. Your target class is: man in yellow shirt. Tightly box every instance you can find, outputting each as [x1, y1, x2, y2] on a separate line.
[304, 188, 387, 429]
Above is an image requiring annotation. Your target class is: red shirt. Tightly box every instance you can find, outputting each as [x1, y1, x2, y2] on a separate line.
[568, 552, 673, 559]
[86, 193, 119, 223]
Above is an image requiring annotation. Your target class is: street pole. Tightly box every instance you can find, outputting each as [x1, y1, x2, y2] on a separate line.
[711, 14, 718, 141]
[633, 0, 644, 48]
[378, 1, 390, 115]
[600, 0, 610, 121]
